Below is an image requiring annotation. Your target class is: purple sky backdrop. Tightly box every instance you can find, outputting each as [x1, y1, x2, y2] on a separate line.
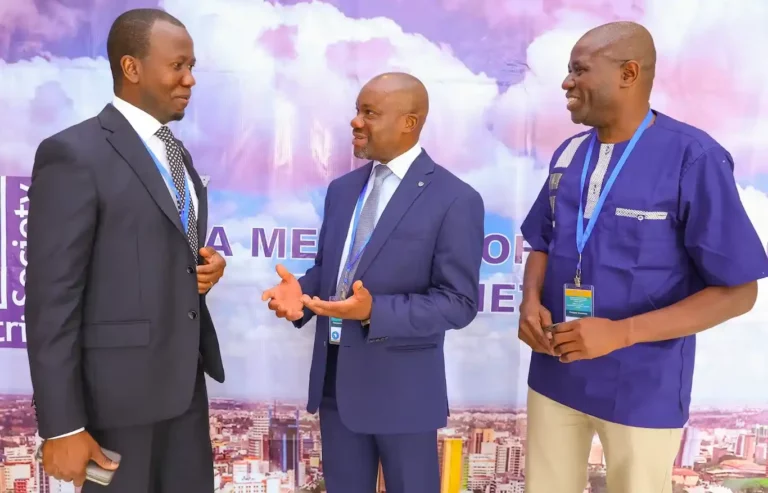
[1, 0, 646, 88]
[2, 0, 768, 406]
[3, 0, 768, 195]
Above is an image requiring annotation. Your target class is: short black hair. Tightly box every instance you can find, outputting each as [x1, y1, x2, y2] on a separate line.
[106, 8, 186, 90]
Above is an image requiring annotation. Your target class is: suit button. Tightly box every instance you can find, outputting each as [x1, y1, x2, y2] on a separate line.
[188, 311, 198, 320]
[187, 266, 195, 274]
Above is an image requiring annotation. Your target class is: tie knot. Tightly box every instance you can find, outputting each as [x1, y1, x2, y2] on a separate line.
[374, 165, 392, 181]
[155, 125, 175, 143]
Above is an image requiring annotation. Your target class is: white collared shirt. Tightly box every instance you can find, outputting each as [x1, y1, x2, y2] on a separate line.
[111, 96, 199, 213]
[336, 142, 422, 287]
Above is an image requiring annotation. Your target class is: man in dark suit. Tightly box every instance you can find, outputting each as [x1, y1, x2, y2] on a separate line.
[25, 8, 226, 492]
[262, 72, 485, 492]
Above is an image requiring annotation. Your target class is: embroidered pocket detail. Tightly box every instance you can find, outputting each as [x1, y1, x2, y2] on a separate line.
[614, 208, 668, 221]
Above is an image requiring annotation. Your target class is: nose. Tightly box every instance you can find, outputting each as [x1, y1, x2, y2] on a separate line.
[182, 70, 196, 88]
[350, 115, 364, 129]
[562, 74, 575, 91]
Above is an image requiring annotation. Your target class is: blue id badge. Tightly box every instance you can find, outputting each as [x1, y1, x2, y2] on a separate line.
[563, 284, 594, 322]
[329, 295, 342, 345]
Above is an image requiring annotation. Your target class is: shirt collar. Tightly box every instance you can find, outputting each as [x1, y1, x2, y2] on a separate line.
[111, 96, 164, 141]
[374, 143, 422, 179]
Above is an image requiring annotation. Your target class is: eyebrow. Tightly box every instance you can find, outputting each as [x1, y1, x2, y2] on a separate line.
[569, 60, 585, 70]
[172, 55, 196, 64]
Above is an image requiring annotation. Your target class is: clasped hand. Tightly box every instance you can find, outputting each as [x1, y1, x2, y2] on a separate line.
[261, 264, 373, 321]
[518, 300, 629, 362]
[196, 246, 226, 294]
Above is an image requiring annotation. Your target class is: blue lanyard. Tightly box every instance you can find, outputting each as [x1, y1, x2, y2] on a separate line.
[574, 109, 654, 286]
[142, 140, 192, 234]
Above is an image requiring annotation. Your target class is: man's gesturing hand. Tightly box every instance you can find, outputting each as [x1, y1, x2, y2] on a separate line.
[302, 280, 373, 320]
[261, 264, 305, 321]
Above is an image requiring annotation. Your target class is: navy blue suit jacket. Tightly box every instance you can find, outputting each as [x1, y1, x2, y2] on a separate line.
[295, 149, 484, 435]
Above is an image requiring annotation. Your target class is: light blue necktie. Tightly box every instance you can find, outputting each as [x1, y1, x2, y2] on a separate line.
[336, 165, 392, 298]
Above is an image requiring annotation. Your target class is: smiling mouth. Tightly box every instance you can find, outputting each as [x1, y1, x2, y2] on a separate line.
[566, 96, 579, 110]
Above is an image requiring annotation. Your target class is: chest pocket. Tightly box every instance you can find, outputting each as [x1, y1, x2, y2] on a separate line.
[607, 205, 678, 243]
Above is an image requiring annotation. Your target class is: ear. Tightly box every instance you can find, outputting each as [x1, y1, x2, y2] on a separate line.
[121, 55, 140, 85]
[620, 60, 640, 88]
[402, 114, 418, 133]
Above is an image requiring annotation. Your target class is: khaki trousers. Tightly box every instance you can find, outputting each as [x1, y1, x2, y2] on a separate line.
[525, 388, 683, 493]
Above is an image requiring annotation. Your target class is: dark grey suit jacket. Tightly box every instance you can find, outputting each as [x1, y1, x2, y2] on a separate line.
[25, 103, 225, 439]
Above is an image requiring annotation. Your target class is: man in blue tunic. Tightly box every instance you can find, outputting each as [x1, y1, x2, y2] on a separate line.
[519, 21, 768, 493]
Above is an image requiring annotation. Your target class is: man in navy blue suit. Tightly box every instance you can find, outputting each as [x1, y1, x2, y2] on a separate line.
[262, 72, 484, 492]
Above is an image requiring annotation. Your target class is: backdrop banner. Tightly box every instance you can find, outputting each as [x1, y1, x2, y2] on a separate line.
[1, 1, 767, 492]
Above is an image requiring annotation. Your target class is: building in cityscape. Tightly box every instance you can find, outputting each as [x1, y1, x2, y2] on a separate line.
[439, 437, 463, 493]
[268, 410, 300, 489]
[675, 426, 703, 468]
[1, 395, 768, 492]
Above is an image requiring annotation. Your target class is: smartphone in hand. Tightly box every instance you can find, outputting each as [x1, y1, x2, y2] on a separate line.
[35, 445, 121, 486]
[543, 323, 560, 333]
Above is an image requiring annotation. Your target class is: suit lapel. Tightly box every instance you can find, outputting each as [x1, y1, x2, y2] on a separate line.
[326, 162, 373, 295]
[353, 150, 434, 282]
[99, 104, 186, 237]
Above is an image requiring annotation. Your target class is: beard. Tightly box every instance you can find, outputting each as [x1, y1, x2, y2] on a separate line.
[353, 145, 370, 159]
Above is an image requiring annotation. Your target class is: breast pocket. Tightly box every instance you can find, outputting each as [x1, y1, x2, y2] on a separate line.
[388, 224, 432, 241]
[615, 207, 668, 221]
[609, 206, 676, 242]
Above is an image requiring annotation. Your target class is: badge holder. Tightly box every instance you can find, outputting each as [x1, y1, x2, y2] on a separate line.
[563, 282, 594, 322]
[329, 295, 343, 345]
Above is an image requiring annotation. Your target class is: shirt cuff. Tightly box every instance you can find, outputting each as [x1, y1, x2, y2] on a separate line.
[47, 428, 84, 439]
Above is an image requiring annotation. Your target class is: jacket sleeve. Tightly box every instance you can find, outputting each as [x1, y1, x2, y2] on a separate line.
[366, 188, 485, 339]
[25, 137, 96, 439]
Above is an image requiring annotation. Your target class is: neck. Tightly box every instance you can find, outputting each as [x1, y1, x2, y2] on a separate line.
[595, 102, 653, 143]
[116, 91, 169, 124]
[379, 141, 417, 164]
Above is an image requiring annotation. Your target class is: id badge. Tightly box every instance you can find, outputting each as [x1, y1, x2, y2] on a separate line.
[329, 295, 342, 345]
[563, 284, 594, 322]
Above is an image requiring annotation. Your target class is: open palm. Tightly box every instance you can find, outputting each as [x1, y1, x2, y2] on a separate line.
[261, 264, 304, 321]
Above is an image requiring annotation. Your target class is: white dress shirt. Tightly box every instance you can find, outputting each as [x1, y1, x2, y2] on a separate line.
[47, 98, 198, 440]
[336, 142, 422, 287]
[112, 96, 198, 213]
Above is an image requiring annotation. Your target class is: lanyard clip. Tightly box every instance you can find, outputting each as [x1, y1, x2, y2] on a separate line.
[574, 254, 582, 287]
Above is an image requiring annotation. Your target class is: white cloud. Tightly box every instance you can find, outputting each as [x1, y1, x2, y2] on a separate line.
[457, 147, 548, 221]
[445, 313, 527, 406]
[263, 195, 321, 225]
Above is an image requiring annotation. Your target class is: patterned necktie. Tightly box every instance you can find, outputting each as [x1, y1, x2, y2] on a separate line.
[155, 125, 199, 263]
[336, 164, 392, 298]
